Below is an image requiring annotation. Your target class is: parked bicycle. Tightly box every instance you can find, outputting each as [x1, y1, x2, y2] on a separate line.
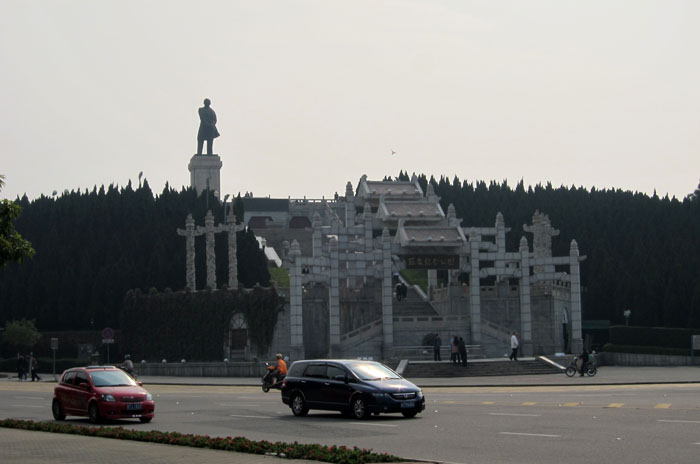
[565, 356, 597, 377]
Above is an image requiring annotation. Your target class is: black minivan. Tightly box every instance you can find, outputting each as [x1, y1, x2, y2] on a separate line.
[281, 359, 425, 419]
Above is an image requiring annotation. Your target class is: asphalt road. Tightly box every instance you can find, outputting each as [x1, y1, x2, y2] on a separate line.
[2, 381, 700, 463]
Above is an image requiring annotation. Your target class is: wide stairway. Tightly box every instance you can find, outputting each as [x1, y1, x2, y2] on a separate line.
[401, 357, 564, 378]
[393, 284, 437, 317]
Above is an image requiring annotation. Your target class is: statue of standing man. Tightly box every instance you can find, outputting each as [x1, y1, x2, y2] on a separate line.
[197, 98, 220, 156]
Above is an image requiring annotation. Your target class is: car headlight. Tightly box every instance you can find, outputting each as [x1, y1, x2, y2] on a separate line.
[146, 393, 152, 401]
[417, 390, 424, 398]
[101, 394, 116, 402]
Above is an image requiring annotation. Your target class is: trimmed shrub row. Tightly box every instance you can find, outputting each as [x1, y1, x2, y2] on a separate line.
[0, 418, 403, 463]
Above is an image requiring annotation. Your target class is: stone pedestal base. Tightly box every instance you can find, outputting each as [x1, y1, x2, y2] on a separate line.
[188, 154, 222, 196]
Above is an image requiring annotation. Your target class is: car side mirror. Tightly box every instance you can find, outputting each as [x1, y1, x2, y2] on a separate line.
[79, 382, 89, 390]
[137, 381, 143, 387]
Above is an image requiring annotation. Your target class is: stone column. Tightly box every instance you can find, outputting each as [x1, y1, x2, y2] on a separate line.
[569, 240, 584, 354]
[226, 212, 239, 289]
[312, 212, 322, 259]
[381, 228, 394, 356]
[288, 241, 304, 359]
[329, 237, 340, 356]
[176, 214, 199, 291]
[495, 213, 507, 280]
[468, 228, 482, 344]
[203, 210, 217, 289]
[518, 237, 533, 356]
[363, 203, 373, 253]
[427, 269, 438, 298]
[345, 181, 355, 227]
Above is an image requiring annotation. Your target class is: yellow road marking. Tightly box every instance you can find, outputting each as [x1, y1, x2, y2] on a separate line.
[482, 401, 495, 405]
[654, 403, 671, 409]
[521, 402, 536, 406]
[606, 403, 624, 408]
[562, 402, 579, 407]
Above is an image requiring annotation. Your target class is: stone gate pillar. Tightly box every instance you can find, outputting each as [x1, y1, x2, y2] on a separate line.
[329, 237, 341, 356]
[176, 214, 198, 291]
[288, 241, 304, 360]
[468, 229, 482, 344]
[569, 240, 584, 354]
[518, 237, 533, 356]
[381, 228, 394, 357]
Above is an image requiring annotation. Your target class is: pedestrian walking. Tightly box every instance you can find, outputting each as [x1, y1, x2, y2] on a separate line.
[509, 332, 519, 361]
[433, 333, 442, 361]
[458, 337, 468, 367]
[29, 352, 41, 381]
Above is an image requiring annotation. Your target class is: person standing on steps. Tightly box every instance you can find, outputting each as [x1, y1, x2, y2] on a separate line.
[433, 333, 442, 361]
[509, 331, 519, 361]
[452, 335, 461, 364]
[458, 337, 468, 367]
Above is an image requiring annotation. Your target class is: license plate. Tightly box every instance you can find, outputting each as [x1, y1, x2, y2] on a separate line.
[401, 401, 415, 408]
[126, 403, 142, 410]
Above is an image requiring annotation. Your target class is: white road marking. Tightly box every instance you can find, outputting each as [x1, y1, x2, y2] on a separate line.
[15, 396, 43, 400]
[218, 403, 259, 407]
[500, 432, 560, 438]
[14, 405, 43, 408]
[349, 422, 398, 427]
[657, 420, 700, 424]
[489, 413, 541, 417]
[229, 414, 272, 419]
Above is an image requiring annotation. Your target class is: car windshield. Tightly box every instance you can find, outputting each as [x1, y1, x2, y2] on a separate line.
[89, 370, 137, 387]
[347, 361, 401, 380]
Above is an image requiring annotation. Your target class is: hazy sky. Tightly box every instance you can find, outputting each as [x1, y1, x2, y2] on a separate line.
[1, 0, 699, 202]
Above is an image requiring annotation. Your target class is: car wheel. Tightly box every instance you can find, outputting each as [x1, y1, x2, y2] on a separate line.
[88, 402, 101, 424]
[52, 399, 66, 421]
[351, 397, 369, 420]
[291, 393, 308, 417]
[401, 410, 418, 418]
[139, 417, 152, 423]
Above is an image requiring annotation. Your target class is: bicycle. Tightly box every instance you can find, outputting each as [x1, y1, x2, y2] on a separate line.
[565, 357, 597, 377]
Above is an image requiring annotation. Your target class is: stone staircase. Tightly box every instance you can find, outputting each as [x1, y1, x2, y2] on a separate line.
[393, 285, 437, 317]
[401, 357, 564, 378]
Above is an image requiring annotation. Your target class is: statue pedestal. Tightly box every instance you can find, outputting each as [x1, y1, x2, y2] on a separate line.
[188, 154, 222, 196]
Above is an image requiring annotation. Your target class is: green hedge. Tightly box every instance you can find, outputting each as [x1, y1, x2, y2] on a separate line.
[120, 286, 281, 361]
[0, 419, 402, 463]
[602, 344, 698, 356]
[608, 325, 700, 349]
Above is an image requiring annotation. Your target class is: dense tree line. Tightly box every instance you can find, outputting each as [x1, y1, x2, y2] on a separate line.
[396, 171, 700, 329]
[0, 182, 269, 332]
[2, 174, 699, 334]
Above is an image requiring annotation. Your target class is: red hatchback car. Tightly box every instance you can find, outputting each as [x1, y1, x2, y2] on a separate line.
[52, 366, 155, 424]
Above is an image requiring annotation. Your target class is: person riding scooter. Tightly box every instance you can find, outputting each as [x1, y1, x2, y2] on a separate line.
[262, 354, 287, 392]
[267, 353, 287, 384]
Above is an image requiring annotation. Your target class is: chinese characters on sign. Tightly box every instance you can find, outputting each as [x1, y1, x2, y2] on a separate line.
[405, 255, 459, 269]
